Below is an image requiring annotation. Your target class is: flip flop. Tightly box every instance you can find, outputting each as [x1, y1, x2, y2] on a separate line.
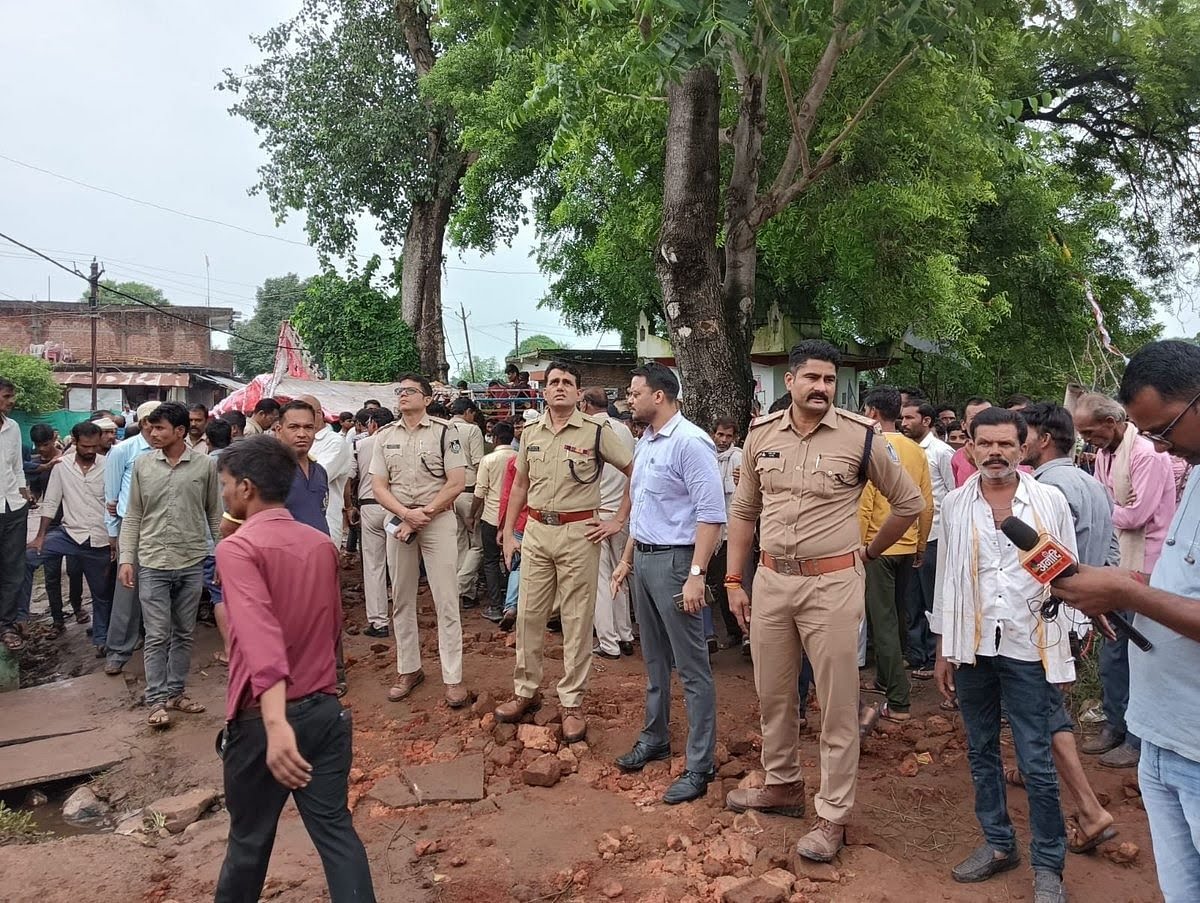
[212, 651, 229, 667]
[940, 698, 960, 711]
[1067, 816, 1118, 854]
[1005, 766, 1025, 788]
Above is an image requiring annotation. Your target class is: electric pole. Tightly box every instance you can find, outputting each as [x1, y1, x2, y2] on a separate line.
[512, 319, 520, 361]
[87, 259, 103, 410]
[458, 303, 476, 382]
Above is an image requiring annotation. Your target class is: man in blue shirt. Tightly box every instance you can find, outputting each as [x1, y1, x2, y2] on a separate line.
[103, 401, 157, 674]
[1056, 340, 1200, 902]
[611, 363, 727, 804]
[275, 401, 331, 535]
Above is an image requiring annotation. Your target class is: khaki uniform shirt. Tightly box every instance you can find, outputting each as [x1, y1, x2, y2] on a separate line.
[119, 447, 222, 569]
[475, 446, 517, 526]
[243, 419, 263, 437]
[730, 406, 923, 560]
[516, 409, 635, 512]
[369, 415, 466, 508]
[451, 415, 487, 488]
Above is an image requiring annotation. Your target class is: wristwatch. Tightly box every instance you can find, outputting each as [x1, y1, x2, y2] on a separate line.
[689, 565, 706, 577]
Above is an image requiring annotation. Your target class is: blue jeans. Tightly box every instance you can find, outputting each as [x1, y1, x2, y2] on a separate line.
[1099, 609, 1140, 749]
[1141, 740, 1200, 901]
[43, 530, 114, 646]
[503, 531, 523, 612]
[955, 655, 1066, 873]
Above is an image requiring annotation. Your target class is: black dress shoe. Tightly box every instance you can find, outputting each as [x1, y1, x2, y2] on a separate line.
[952, 844, 1020, 883]
[363, 624, 390, 638]
[663, 769, 714, 805]
[592, 645, 620, 660]
[615, 741, 672, 772]
[618, 641, 635, 657]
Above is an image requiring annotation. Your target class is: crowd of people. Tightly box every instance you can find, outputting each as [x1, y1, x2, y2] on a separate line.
[0, 335, 1198, 903]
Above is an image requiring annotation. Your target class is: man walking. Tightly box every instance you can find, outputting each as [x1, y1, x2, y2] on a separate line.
[370, 374, 471, 707]
[212, 437, 376, 903]
[494, 361, 635, 743]
[27, 421, 114, 652]
[610, 364, 725, 803]
[0, 377, 32, 651]
[118, 402, 222, 728]
[707, 416, 747, 653]
[859, 386, 933, 721]
[1073, 391, 1177, 769]
[354, 407, 394, 638]
[933, 407, 1077, 903]
[103, 401, 158, 675]
[242, 398, 280, 437]
[581, 387, 637, 660]
[472, 420, 517, 623]
[724, 341, 923, 863]
[1055, 340, 1200, 902]
[450, 397, 486, 610]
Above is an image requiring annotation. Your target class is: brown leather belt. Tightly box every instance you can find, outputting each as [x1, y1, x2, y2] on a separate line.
[759, 550, 857, 577]
[528, 509, 594, 526]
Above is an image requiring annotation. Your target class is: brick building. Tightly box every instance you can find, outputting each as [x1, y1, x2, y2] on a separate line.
[0, 299, 241, 410]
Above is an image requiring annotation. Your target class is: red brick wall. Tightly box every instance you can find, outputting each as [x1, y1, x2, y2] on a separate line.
[0, 301, 232, 368]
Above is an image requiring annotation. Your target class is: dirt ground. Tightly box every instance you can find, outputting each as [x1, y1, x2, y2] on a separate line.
[0, 561, 1164, 903]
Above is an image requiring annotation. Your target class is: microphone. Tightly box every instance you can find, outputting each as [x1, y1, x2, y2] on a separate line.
[1000, 516, 1152, 653]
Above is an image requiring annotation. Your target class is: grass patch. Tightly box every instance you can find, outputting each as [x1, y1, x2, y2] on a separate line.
[0, 802, 49, 845]
[1070, 636, 1103, 717]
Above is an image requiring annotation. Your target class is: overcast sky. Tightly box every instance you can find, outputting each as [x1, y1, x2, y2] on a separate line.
[0, 1, 612, 373]
[1, 3, 1195, 378]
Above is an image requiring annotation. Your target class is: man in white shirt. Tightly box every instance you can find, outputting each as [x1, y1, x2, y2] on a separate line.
[706, 415, 747, 652]
[450, 398, 487, 609]
[299, 395, 354, 547]
[900, 399, 956, 678]
[581, 388, 637, 659]
[0, 377, 32, 651]
[932, 407, 1076, 903]
[27, 421, 114, 651]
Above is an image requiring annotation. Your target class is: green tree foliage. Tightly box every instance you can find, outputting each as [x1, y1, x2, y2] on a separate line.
[0, 350, 62, 413]
[229, 274, 311, 378]
[450, 355, 506, 384]
[508, 333, 558, 360]
[81, 280, 170, 307]
[291, 257, 420, 382]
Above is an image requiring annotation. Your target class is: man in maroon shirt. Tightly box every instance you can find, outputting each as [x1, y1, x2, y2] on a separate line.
[212, 436, 375, 903]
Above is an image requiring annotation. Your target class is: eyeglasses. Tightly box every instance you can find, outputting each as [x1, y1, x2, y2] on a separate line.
[395, 387, 428, 398]
[1138, 388, 1200, 450]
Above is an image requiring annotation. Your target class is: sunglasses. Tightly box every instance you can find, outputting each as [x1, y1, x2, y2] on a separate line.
[1138, 388, 1200, 450]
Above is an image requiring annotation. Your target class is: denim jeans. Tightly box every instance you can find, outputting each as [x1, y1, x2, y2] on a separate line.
[1099, 608, 1140, 749]
[24, 546, 64, 622]
[43, 530, 114, 646]
[955, 654, 1067, 873]
[1141, 740, 1200, 902]
[139, 564, 204, 707]
[905, 539, 938, 670]
[503, 530, 523, 612]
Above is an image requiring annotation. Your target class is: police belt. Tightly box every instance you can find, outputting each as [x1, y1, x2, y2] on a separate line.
[528, 509, 593, 526]
[759, 550, 857, 577]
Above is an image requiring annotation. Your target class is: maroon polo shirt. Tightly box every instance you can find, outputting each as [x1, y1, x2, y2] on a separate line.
[216, 507, 341, 721]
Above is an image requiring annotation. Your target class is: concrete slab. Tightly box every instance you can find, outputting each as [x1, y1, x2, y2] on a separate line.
[403, 754, 485, 804]
[366, 775, 420, 809]
[0, 672, 130, 747]
[0, 729, 130, 792]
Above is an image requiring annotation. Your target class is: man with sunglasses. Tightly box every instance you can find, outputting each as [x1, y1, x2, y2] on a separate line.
[1055, 340, 1200, 903]
[1073, 391, 1177, 770]
[370, 373, 471, 708]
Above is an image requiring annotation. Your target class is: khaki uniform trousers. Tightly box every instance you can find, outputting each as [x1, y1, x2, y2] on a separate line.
[751, 559, 866, 825]
[514, 518, 601, 707]
[454, 492, 483, 600]
[592, 511, 633, 655]
[359, 504, 390, 629]
[389, 509, 462, 685]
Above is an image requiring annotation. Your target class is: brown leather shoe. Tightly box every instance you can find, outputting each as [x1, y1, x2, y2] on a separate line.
[562, 707, 587, 743]
[387, 670, 425, 701]
[445, 683, 472, 708]
[795, 817, 845, 862]
[495, 692, 542, 723]
[726, 781, 806, 818]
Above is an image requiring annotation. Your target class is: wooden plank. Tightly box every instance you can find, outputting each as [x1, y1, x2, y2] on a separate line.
[0, 730, 129, 792]
[0, 672, 128, 747]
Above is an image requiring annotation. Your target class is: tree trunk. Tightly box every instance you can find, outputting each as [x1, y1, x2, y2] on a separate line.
[656, 66, 753, 433]
[401, 191, 454, 381]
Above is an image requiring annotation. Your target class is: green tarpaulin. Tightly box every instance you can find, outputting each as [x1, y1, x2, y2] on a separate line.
[8, 410, 96, 446]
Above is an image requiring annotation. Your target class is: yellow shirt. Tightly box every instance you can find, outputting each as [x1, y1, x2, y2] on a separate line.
[859, 431, 934, 555]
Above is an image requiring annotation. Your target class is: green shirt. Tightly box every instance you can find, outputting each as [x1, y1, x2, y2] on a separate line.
[118, 447, 222, 569]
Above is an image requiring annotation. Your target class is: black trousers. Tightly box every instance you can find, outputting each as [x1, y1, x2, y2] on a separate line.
[0, 503, 28, 629]
[704, 542, 744, 644]
[214, 693, 376, 903]
[480, 520, 507, 607]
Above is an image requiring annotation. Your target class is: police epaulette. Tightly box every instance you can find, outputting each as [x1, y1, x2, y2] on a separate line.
[837, 408, 883, 432]
[749, 410, 786, 429]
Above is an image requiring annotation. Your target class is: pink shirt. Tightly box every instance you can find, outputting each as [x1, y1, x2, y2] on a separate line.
[1094, 433, 1177, 572]
[216, 508, 342, 721]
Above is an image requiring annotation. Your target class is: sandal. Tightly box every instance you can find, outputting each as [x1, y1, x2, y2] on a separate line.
[860, 678, 885, 694]
[148, 707, 171, 729]
[1005, 766, 1025, 788]
[212, 651, 229, 667]
[1, 629, 24, 651]
[1066, 815, 1118, 854]
[940, 698, 960, 711]
[911, 668, 935, 680]
[166, 695, 206, 714]
[75, 610, 91, 625]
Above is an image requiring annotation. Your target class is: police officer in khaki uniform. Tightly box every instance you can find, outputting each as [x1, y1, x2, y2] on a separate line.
[494, 361, 635, 743]
[724, 341, 923, 863]
[450, 398, 487, 608]
[370, 372, 472, 708]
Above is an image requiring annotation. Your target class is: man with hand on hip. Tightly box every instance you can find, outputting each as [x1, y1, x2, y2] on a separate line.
[611, 364, 725, 804]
